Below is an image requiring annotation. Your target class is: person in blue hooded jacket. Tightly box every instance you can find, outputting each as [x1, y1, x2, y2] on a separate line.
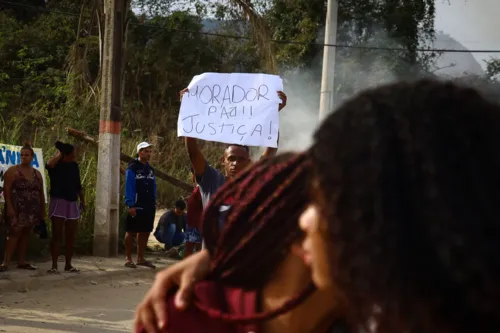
[124, 142, 157, 269]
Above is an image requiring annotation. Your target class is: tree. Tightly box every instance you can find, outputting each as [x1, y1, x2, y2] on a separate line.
[133, 0, 278, 73]
[485, 58, 500, 81]
[264, 0, 437, 105]
[0, 1, 263, 252]
[0, 9, 77, 129]
[139, 0, 437, 106]
[0, 0, 46, 22]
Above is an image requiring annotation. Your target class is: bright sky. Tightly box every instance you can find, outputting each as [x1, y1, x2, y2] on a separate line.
[435, 0, 500, 69]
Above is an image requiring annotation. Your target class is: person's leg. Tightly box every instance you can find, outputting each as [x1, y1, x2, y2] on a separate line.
[125, 232, 136, 264]
[136, 211, 156, 268]
[49, 217, 64, 272]
[164, 223, 175, 249]
[136, 232, 150, 263]
[1, 226, 21, 270]
[124, 213, 137, 268]
[173, 231, 185, 247]
[17, 226, 35, 268]
[136, 232, 156, 268]
[64, 219, 78, 271]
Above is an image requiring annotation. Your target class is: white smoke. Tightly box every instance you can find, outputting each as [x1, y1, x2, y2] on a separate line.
[261, 27, 406, 156]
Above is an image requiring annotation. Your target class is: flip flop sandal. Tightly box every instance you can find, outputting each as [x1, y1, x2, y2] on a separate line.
[17, 264, 37, 270]
[137, 261, 156, 269]
[0, 266, 8, 272]
[65, 267, 80, 273]
[124, 262, 137, 269]
[47, 268, 59, 274]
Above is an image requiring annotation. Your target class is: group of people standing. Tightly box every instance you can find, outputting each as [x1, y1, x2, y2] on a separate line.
[134, 79, 500, 333]
[0, 133, 213, 274]
[123, 142, 205, 268]
[1, 141, 84, 273]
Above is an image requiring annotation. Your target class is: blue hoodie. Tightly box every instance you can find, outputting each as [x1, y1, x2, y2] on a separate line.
[124, 159, 156, 211]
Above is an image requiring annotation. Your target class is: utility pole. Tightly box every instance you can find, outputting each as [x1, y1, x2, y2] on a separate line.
[319, 0, 338, 119]
[94, 0, 126, 257]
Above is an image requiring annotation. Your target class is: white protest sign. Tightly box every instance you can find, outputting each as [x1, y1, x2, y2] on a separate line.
[177, 73, 283, 148]
[0, 144, 48, 203]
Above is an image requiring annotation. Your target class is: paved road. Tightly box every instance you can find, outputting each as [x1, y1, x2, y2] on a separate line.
[0, 275, 153, 332]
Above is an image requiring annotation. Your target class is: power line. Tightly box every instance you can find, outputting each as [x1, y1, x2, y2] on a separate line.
[2, 0, 500, 54]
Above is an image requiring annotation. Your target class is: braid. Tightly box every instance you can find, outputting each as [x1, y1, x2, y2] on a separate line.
[196, 152, 314, 323]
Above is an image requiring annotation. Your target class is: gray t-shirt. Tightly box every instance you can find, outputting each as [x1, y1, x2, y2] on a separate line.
[196, 163, 228, 230]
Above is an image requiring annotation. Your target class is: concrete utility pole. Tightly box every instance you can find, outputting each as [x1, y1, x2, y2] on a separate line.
[319, 0, 339, 119]
[94, 0, 126, 257]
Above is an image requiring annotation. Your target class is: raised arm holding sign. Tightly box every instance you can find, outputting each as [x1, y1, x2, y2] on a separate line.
[177, 73, 287, 222]
[178, 73, 284, 148]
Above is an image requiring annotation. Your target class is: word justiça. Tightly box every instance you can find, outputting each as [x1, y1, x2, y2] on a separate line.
[182, 114, 274, 142]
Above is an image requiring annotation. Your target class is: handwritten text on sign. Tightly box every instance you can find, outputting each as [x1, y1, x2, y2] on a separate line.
[0, 144, 48, 203]
[178, 73, 283, 147]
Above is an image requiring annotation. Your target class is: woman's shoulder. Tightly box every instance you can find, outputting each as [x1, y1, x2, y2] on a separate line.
[35, 168, 45, 180]
[4, 165, 18, 177]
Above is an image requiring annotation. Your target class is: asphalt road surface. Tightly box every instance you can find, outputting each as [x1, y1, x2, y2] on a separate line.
[0, 276, 153, 333]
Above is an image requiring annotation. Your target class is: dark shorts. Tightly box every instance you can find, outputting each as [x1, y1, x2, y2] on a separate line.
[125, 209, 155, 233]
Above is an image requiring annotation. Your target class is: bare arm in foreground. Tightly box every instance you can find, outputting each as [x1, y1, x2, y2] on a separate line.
[134, 249, 211, 333]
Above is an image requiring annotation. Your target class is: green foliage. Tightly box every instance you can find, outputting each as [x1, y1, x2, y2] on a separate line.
[0, 10, 77, 130]
[0, 2, 256, 254]
[3, 0, 493, 255]
[485, 58, 500, 81]
[164, 0, 438, 106]
[263, 0, 437, 105]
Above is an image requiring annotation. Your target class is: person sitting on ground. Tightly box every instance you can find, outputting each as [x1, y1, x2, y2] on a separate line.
[135, 153, 350, 333]
[1, 142, 45, 272]
[46, 141, 85, 274]
[153, 200, 186, 252]
[179, 88, 287, 230]
[124, 142, 157, 269]
[184, 168, 202, 257]
[301, 79, 500, 333]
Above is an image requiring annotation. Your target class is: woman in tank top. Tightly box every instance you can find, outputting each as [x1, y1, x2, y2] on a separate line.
[1, 143, 45, 272]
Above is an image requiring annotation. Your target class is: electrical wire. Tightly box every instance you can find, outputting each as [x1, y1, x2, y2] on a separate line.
[1, 0, 500, 54]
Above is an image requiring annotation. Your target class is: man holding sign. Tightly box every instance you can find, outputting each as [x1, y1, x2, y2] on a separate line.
[178, 73, 286, 229]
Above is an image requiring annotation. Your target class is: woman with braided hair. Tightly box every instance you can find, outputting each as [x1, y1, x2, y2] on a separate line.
[300, 79, 500, 333]
[135, 153, 349, 333]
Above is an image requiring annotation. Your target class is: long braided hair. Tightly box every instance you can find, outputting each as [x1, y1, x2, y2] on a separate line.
[195, 152, 315, 323]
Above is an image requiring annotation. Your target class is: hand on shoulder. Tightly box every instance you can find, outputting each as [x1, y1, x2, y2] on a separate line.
[134, 249, 211, 333]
